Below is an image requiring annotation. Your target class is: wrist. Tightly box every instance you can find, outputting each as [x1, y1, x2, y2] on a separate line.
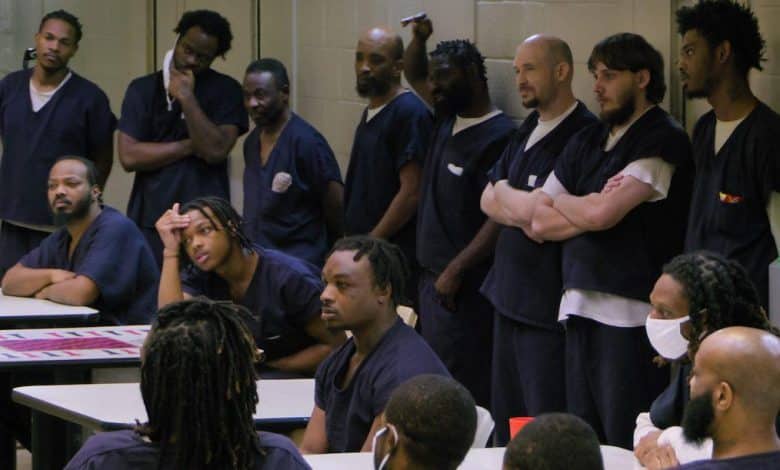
[162, 249, 180, 259]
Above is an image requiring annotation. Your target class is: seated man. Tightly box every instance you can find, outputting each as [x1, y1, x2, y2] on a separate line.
[300, 236, 450, 453]
[503, 413, 604, 470]
[676, 327, 780, 469]
[155, 196, 345, 378]
[64, 298, 311, 469]
[372, 374, 476, 470]
[1, 156, 157, 325]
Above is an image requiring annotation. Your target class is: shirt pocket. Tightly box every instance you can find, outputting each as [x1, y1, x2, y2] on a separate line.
[714, 193, 750, 236]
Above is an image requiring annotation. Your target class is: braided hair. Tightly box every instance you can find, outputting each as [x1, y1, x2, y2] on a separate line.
[662, 251, 779, 356]
[178, 197, 255, 266]
[430, 39, 488, 85]
[328, 236, 410, 308]
[138, 298, 261, 470]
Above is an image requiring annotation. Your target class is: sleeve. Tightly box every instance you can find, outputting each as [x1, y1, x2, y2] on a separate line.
[85, 87, 117, 157]
[540, 173, 570, 198]
[620, 158, 675, 201]
[280, 266, 323, 328]
[546, 134, 582, 195]
[211, 77, 249, 135]
[314, 357, 329, 409]
[72, 221, 148, 305]
[488, 135, 517, 183]
[117, 81, 150, 140]
[633, 412, 660, 447]
[393, 100, 433, 171]
[634, 122, 692, 167]
[656, 427, 713, 464]
[18, 234, 60, 269]
[295, 132, 343, 198]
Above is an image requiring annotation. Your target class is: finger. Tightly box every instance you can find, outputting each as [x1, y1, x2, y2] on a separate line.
[172, 202, 180, 214]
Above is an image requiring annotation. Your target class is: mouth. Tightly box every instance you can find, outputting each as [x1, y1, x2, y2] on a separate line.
[193, 252, 209, 265]
[53, 199, 71, 209]
[321, 308, 338, 321]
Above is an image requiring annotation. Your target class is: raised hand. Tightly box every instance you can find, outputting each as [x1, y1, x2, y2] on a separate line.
[155, 202, 190, 256]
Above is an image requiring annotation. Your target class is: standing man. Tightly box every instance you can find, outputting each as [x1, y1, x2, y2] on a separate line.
[344, 26, 433, 304]
[242, 58, 343, 266]
[530, 33, 693, 448]
[403, 16, 515, 409]
[677, 0, 779, 309]
[118, 9, 248, 265]
[0, 10, 116, 279]
[479, 35, 597, 445]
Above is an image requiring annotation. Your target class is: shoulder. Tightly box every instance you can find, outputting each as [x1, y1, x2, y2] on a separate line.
[261, 248, 320, 279]
[69, 73, 110, 99]
[66, 430, 155, 469]
[124, 72, 161, 95]
[92, 207, 143, 238]
[375, 322, 448, 373]
[751, 102, 780, 134]
[203, 68, 242, 90]
[491, 112, 518, 134]
[392, 92, 432, 118]
[256, 432, 310, 468]
[287, 114, 330, 147]
[0, 69, 29, 89]
[571, 102, 599, 126]
[316, 339, 354, 381]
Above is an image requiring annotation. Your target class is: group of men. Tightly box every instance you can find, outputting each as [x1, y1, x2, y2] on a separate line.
[0, 0, 779, 467]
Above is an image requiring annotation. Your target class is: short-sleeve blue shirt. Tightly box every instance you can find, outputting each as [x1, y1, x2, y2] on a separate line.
[181, 246, 322, 361]
[678, 451, 780, 469]
[314, 318, 450, 452]
[64, 430, 312, 470]
[119, 69, 248, 227]
[0, 69, 116, 225]
[19, 206, 158, 325]
[243, 113, 342, 266]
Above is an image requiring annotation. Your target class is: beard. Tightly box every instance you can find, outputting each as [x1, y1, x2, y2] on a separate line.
[52, 192, 93, 227]
[681, 391, 716, 444]
[600, 91, 636, 127]
[522, 96, 539, 109]
[684, 76, 716, 99]
[356, 76, 392, 98]
[433, 83, 472, 116]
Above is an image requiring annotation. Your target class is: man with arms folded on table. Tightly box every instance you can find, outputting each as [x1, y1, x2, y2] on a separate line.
[300, 236, 449, 454]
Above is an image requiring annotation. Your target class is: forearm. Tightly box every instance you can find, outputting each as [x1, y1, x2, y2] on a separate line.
[554, 193, 604, 231]
[1, 266, 55, 296]
[119, 137, 192, 172]
[370, 189, 418, 240]
[531, 204, 584, 241]
[404, 36, 429, 85]
[323, 182, 345, 244]
[265, 343, 334, 376]
[157, 255, 184, 308]
[40, 277, 97, 305]
[494, 182, 539, 228]
[93, 144, 114, 188]
[446, 220, 501, 274]
[179, 95, 232, 163]
[481, 184, 515, 226]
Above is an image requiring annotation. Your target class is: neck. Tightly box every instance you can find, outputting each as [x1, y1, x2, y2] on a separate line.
[351, 310, 397, 356]
[368, 83, 403, 109]
[537, 88, 577, 121]
[457, 88, 494, 118]
[713, 423, 780, 460]
[260, 108, 291, 137]
[216, 247, 258, 286]
[66, 204, 101, 244]
[611, 97, 652, 135]
[707, 76, 757, 121]
[32, 64, 69, 88]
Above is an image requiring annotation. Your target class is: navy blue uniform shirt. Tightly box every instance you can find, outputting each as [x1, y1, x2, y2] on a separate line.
[314, 318, 449, 452]
[678, 451, 780, 469]
[344, 92, 433, 264]
[19, 206, 158, 325]
[119, 69, 248, 227]
[685, 103, 780, 308]
[243, 113, 342, 266]
[181, 246, 322, 361]
[64, 430, 311, 470]
[0, 69, 116, 225]
[417, 112, 515, 275]
[482, 102, 597, 328]
[554, 106, 693, 301]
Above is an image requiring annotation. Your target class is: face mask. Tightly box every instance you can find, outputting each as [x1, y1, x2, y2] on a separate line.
[372, 424, 398, 470]
[646, 315, 690, 359]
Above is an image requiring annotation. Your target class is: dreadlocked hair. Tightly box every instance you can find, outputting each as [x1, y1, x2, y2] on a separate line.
[137, 298, 262, 470]
[328, 235, 410, 307]
[178, 196, 255, 265]
[430, 39, 488, 85]
[662, 251, 780, 357]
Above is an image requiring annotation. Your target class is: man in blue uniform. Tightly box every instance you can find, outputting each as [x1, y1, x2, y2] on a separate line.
[677, 0, 779, 309]
[531, 33, 693, 448]
[242, 58, 343, 266]
[403, 16, 514, 409]
[0, 10, 116, 279]
[300, 236, 449, 454]
[344, 27, 433, 305]
[480, 34, 597, 445]
[118, 9, 248, 265]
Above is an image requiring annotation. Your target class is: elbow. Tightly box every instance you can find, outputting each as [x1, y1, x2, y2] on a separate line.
[118, 152, 140, 172]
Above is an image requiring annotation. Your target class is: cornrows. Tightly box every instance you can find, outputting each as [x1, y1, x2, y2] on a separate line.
[137, 298, 262, 470]
[430, 39, 488, 84]
[663, 251, 780, 357]
[180, 196, 256, 254]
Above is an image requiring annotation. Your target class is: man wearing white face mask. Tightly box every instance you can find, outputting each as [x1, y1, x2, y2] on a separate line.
[634, 251, 779, 469]
[372, 374, 476, 470]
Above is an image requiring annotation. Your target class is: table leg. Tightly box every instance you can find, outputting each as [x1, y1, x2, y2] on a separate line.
[30, 410, 82, 470]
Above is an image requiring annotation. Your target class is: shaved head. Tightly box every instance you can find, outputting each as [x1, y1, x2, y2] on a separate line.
[358, 26, 403, 60]
[522, 34, 573, 68]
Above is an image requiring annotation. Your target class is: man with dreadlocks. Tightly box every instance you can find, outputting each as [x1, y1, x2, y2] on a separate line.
[155, 197, 345, 378]
[402, 15, 515, 409]
[64, 298, 311, 469]
[300, 236, 449, 454]
[633, 251, 780, 468]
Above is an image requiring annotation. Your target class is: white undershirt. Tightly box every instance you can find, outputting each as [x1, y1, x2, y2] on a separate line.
[714, 115, 746, 154]
[525, 101, 579, 151]
[29, 71, 72, 112]
[451, 109, 503, 136]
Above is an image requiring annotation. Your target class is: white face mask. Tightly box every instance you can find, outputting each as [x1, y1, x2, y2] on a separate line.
[645, 315, 690, 359]
[372, 424, 398, 470]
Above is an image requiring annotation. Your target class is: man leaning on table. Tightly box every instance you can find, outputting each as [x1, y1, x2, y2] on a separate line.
[1, 156, 158, 325]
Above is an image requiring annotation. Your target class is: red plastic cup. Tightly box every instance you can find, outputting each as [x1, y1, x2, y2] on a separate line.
[509, 417, 534, 439]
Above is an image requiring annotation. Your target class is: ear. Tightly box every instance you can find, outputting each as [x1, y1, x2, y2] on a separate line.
[91, 185, 101, 201]
[393, 58, 404, 76]
[555, 62, 571, 82]
[375, 282, 392, 306]
[635, 69, 651, 91]
[716, 40, 732, 65]
[713, 381, 734, 412]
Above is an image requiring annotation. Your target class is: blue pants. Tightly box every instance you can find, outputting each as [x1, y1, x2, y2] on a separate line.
[565, 316, 668, 449]
[0, 222, 49, 279]
[418, 271, 493, 408]
[491, 313, 566, 446]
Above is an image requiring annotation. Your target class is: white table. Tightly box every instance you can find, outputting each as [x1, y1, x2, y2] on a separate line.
[304, 445, 638, 470]
[13, 379, 314, 470]
[0, 289, 98, 325]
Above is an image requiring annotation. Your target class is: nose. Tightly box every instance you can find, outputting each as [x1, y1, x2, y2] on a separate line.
[248, 96, 259, 108]
[320, 283, 334, 305]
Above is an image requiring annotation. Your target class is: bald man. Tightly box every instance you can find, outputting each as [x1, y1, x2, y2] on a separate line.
[676, 327, 780, 469]
[343, 27, 432, 305]
[480, 35, 597, 445]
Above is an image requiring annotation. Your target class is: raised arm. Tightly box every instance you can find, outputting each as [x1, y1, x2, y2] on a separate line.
[155, 203, 191, 308]
[403, 17, 434, 107]
[370, 161, 421, 240]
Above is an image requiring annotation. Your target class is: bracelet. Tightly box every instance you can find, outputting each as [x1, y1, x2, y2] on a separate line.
[162, 250, 179, 259]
